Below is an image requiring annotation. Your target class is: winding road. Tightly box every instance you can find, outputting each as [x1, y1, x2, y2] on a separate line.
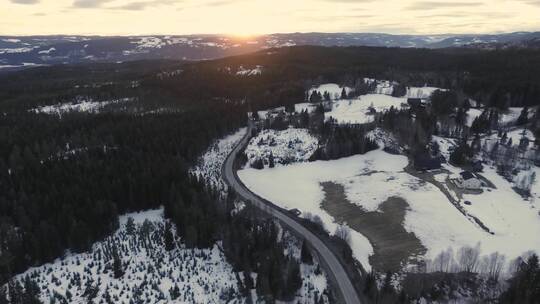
[222, 121, 363, 304]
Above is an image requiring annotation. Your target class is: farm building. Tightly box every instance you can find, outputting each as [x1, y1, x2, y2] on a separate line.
[457, 171, 483, 190]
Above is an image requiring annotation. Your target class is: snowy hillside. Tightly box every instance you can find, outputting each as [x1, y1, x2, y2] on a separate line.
[8, 208, 243, 304]
[405, 86, 441, 99]
[236, 65, 263, 76]
[191, 128, 246, 193]
[326, 94, 407, 124]
[30, 97, 134, 115]
[2, 32, 540, 71]
[308, 83, 352, 100]
[244, 128, 319, 167]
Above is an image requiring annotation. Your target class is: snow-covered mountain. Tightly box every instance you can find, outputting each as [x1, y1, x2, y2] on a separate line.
[2, 32, 539, 71]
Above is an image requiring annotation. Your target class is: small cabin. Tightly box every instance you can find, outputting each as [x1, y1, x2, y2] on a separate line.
[457, 171, 482, 190]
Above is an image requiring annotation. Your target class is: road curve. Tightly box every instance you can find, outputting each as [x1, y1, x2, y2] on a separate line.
[222, 121, 362, 304]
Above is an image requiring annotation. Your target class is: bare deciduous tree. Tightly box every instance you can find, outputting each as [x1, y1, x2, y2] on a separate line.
[334, 225, 351, 245]
[457, 243, 481, 273]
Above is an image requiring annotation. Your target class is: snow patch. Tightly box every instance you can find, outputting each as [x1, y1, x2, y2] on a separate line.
[244, 128, 319, 166]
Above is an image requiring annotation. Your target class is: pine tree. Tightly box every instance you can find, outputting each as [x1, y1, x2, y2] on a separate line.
[125, 217, 136, 236]
[0, 287, 8, 304]
[300, 240, 313, 265]
[268, 153, 275, 168]
[8, 280, 23, 304]
[112, 245, 124, 279]
[22, 276, 41, 304]
[164, 222, 175, 251]
[285, 260, 302, 298]
[517, 107, 529, 125]
[499, 254, 540, 303]
[340, 88, 348, 99]
[169, 284, 180, 300]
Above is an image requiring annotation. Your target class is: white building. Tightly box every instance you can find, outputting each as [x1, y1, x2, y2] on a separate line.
[457, 171, 483, 190]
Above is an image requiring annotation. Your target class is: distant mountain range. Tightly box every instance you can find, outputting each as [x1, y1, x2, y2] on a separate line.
[1, 32, 539, 71]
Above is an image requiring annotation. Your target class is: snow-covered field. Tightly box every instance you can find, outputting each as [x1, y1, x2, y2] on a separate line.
[9, 208, 243, 304]
[326, 94, 406, 124]
[236, 65, 262, 76]
[30, 97, 134, 115]
[244, 128, 319, 167]
[406, 86, 441, 99]
[308, 83, 352, 100]
[238, 146, 540, 272]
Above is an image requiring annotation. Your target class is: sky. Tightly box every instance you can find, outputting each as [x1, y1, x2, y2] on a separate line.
[1, 0, 540, 36]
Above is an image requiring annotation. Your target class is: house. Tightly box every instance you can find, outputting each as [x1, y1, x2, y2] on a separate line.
[457, 171, 482, 190]
[414, 154, 442, 171]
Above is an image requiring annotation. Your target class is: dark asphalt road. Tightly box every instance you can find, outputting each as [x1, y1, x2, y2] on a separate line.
[222, 122, 362, 304]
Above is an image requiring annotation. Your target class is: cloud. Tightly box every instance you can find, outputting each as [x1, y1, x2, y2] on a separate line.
[320, 0, 374, 2]
[406, 1, 484, 10]
[72, 0, 115, 8]
[520, 0, 540, 6]
[73, 0, 177, 10]
[205, 0, 237, 6]
[418, 11, 513, 19]
[113, 1, 153, 10]
[109, 0, 178, 10]
[10, 0, 39, 4]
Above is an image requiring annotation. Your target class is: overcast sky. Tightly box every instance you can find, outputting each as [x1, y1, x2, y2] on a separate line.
[2, 0, 540, 36]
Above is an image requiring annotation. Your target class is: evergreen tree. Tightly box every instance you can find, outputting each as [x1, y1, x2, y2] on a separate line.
[0, 287, 8, 304]
[268, 153, 275, 168]
[125, 217, 136, 236]
[251, 158, 264, 170]
[323, 91, 331, 101]
[450, 140, 472, 166]
[22, 276, 41, 304]
[285, 260, 302, 299]
[164, 222, 175, 251]
[8, 280, 23, 304]
[112, 245, 124, 279]
[517, 107, 529, 125]
[169, 285, 180, 300]
[499, 254, 540, 303]
[340, 88, 348, 99]
[300, 240, 313, 265]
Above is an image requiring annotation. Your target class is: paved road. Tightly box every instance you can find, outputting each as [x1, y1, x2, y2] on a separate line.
[222, 121, 362, 304]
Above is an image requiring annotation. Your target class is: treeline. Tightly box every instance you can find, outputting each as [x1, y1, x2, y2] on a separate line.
[311, 121, 379, 161]
[378, 106, 436, 154]
[362, 252, 540, 304]
[221, 208, 305, 301]
[197, 46, 540, 109]
[0, 104, 245, 285]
